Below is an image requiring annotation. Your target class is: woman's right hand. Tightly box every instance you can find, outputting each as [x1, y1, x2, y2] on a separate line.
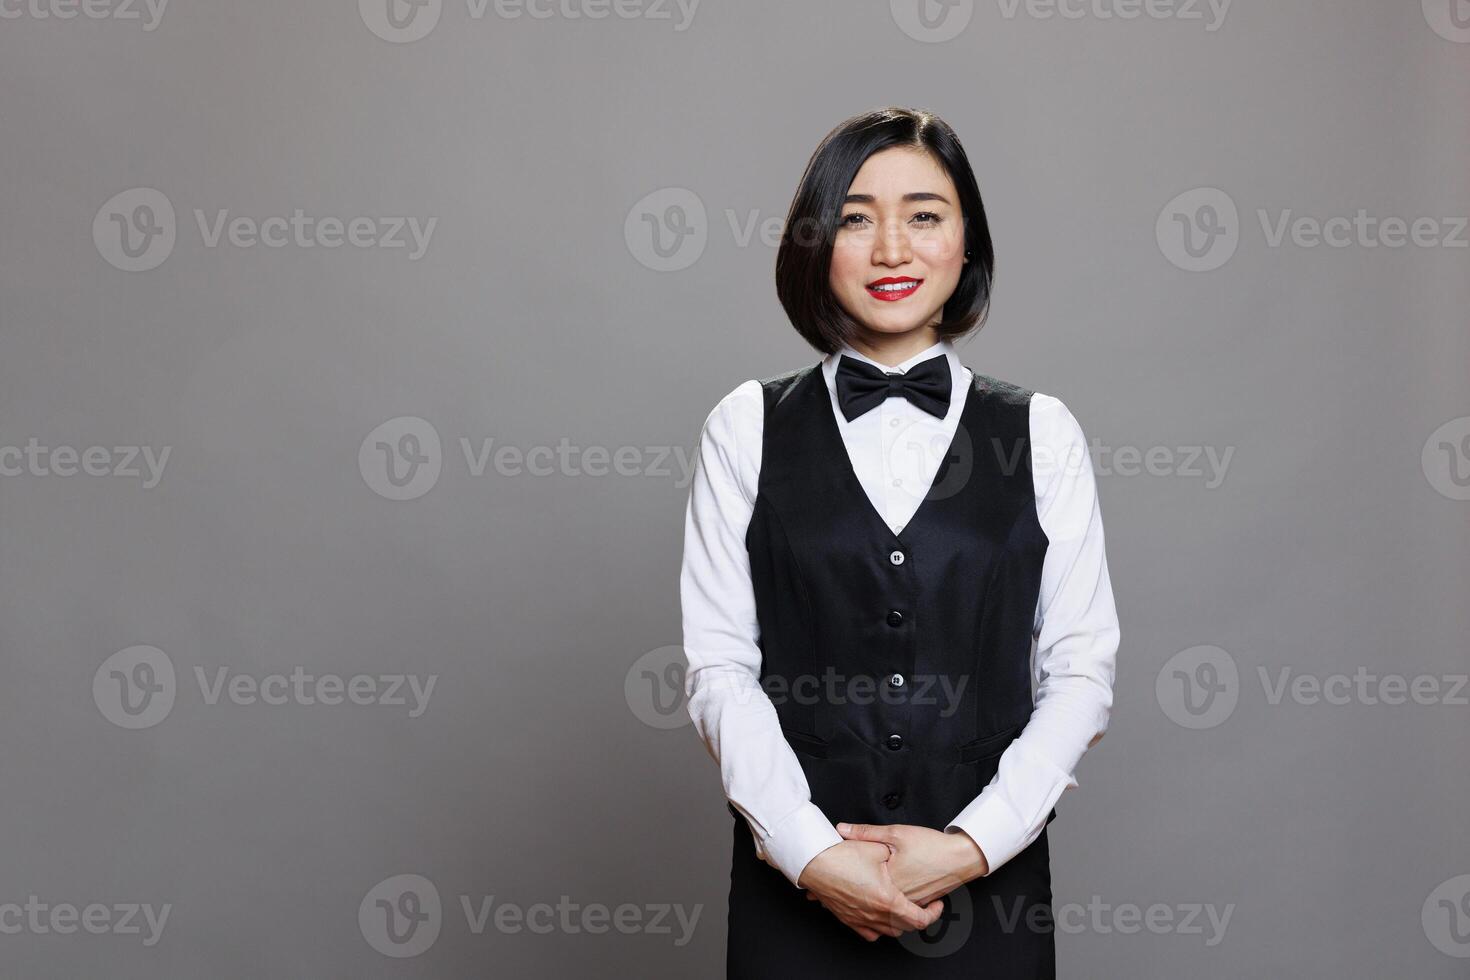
[796, 840, 946, 941]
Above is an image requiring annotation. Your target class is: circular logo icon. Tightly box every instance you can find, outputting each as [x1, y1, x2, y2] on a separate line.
[359, 0, 442, 43]
[1156, 644, 1238, 729]
[624, 188, 706, 272]
[94, 188, 176, 272]
[1423, 874, 1470, 957]
[360, 416, 442, 501]
[1421, 416, 1470, 501]
[94, 645, 176, 729]
[1423, 0, 1470, 43]
[625, 645, 691, 730]
[360, 873, 442, 957]
[1156, 187, 1238, 272]
[899, 881, 973, 958]
[890, 0, 974, 42]
[886, 415, 973, 509]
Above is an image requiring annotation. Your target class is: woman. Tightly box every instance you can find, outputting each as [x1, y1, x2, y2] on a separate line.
[679, 106, 1119, 977]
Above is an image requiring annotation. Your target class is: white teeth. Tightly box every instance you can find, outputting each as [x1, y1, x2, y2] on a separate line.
[871, 281, 918, 292]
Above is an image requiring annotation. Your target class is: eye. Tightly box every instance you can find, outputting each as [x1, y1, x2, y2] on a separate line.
[912, 212, 942, 225]
[841, 213, 870, 227]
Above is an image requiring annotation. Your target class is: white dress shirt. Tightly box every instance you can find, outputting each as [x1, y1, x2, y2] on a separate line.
[680, 336, 1119, 889]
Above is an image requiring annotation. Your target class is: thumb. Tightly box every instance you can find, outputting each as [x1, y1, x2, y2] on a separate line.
[893, 895, 945, 932]
[837, 822, 895, 846]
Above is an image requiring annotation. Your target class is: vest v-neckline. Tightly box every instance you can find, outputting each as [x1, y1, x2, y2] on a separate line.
[813, 362, 975, 546]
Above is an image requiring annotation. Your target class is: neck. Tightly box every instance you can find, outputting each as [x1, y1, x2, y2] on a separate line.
[844, 324, 942, 368]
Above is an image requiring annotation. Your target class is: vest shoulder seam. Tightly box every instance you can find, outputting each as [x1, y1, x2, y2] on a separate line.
[966, 368, 1035, 403]
[756, 362, 819, 411]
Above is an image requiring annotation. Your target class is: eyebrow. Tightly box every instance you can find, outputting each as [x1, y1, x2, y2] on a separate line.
[842, 192, 952, 205]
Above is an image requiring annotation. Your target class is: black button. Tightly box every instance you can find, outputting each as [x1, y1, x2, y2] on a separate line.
[886, 609, 904, 627]
[882, 792, 902, 810]
[885, 734, 904, 751]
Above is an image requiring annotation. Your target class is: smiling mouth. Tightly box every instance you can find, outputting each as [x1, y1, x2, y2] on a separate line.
[866, 277, 923, 301]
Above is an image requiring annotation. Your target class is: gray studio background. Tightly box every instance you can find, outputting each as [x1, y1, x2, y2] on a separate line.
[1, 0, 1467, 976]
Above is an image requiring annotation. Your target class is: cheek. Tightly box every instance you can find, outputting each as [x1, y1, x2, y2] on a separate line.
[828, 243, 866, 288]
[913, 233, 965, 267]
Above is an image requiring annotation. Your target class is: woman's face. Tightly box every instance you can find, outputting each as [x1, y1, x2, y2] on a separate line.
[828, 146, 967, 340]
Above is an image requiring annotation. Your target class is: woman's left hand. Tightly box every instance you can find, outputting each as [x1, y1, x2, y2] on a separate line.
[817, 822, 990, 907]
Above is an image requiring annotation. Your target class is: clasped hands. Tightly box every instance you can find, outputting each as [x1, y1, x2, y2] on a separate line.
[794, 822, 990, 942]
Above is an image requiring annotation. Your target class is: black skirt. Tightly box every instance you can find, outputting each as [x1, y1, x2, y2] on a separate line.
[726, 810, 1056, 979]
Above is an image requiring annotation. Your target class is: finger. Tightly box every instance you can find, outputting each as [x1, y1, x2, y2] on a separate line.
[837, 822, 895, 847]
[893, 895, 944, 931]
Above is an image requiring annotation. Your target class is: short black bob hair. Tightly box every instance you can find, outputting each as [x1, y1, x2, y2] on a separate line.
[774, 106, 995, 355]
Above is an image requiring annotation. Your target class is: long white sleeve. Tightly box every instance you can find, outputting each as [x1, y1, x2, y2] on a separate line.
[680, 380, 844, 889]
[944, 393, 1120, 875]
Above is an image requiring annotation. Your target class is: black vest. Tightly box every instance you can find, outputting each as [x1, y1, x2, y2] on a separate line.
[744, 362, 1053, 831]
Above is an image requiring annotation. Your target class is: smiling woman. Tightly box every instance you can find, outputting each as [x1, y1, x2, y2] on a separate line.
[680, 106, 1120, 978]
[775, 108, 995, 357]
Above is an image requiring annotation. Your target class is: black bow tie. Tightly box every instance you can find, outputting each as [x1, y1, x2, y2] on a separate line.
[835, 352, 952, 422]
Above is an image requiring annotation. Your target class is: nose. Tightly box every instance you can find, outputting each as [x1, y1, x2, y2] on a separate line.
[872, 219, 912, 266]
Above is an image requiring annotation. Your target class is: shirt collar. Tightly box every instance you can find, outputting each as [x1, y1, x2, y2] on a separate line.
[821, 335, 958, 385]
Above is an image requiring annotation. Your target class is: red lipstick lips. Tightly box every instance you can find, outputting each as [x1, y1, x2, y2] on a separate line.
[866, 276, 923, 301]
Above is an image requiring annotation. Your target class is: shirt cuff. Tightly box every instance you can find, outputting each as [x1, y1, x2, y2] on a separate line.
[754, 801, 844, 889]
[944, 792, 1033, 879]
